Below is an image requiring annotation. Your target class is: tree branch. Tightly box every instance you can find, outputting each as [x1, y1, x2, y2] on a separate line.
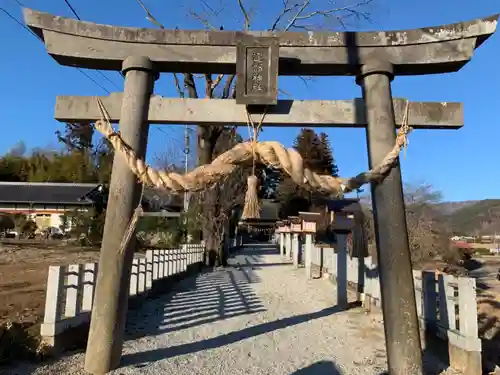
[205, 74, 214, 97]
[284, 0, 311, 31]
[212, 74, 225, 91]
[222, 75, 236, 99]
[269, 0, 301, 31]
[237, 0, 251, 30]
[284, 0, 373, 31]
[187, 9, 218, 30]
[172, 73, 185, 98]
[183, 74, 199, 99]
[135, 0, 165, 29]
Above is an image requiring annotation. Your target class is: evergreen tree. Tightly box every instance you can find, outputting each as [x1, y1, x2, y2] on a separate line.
[259, 166, 281, 199]
[293, 129, 323, 172]
[276, 129, 342, 217]
[318, 132, 339, 177]
[56, 123, 94, 151]
[277, 129, 321, 216]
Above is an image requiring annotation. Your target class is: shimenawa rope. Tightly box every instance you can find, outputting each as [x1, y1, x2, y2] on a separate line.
[95, 98, 411, 217]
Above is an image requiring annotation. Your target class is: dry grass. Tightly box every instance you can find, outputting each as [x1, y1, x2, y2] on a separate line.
[0, 242, 100, 364]
[0, 243, 100, 327]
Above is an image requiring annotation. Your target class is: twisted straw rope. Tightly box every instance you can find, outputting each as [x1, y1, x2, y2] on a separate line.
[95, 98, 411, 196]
[241, 106, 267, 219]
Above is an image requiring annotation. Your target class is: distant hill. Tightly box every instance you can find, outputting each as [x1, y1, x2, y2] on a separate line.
[361, 198, 500, 236]
[443, 199, 500, 235]
[434, 201, 478, 215]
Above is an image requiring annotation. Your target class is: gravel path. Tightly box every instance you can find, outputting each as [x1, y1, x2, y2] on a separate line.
[8, 245, 454, 375]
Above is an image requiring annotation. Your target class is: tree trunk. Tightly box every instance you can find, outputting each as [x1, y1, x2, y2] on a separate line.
[205, 234, 218, 267]
[217, 240, 227, 267]
[184, 73, 230, 267]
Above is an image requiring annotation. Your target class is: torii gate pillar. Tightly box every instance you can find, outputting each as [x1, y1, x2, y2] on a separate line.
[84, 56, 158, 374]
[357, 60, 423, 375]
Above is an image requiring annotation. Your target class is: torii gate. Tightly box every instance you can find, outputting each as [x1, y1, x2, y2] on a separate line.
[24, 8, 497, 375]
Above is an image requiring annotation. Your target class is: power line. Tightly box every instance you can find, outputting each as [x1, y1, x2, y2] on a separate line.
[10, 0, 26, 8]
[76, 69, 112, 94]
[95, 70, 121, 91]
[1, 6, 37, 37]
[0, 6, 112, 94]
[62, 0, 80, 19]
[155, 127, 184, 147]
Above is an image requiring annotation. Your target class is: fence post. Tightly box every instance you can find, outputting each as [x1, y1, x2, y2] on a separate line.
[152, 250, 159, 281]
[158, 250, 165, 279]
[422, 271, 437, 326]
[292, 233, 299, 268]
[138, 258, 146, 294]
[65, 264, 83, 318]
[181, 247, 186, 272]
[182, 244, 187, 271]
[457, 277, 478, 338]
[171, 248, 175, 274]
[178, 246, 183, 272]
[280, 233, 284, 257]
[448, 277, 482, 375]
[146, 251, 153, 290]
[41, 266, 65, 338]
[336, 235, 348, 307]
[437, 274, 455, 330]
[169, 249, 174, 274]
[167, 249, 172, 277]
[178, 247, 182, 272]
[82, 263, 98, 312]
[412, 271, 423, 320]
[305, 233, 312, 279]
[129, 258, 139, 296]
[167, 249, 172, 276]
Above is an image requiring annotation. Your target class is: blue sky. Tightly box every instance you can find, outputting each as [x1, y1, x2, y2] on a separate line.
[0, 0, 499, 202]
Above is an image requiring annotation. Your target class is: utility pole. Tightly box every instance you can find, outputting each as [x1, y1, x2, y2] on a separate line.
[183, 125, 190, 212]
[183, 125, 190, 244]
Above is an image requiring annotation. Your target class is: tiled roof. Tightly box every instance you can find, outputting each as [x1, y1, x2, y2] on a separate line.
[260, 199, 280, 221]
[0, 182, 184, 211]
[142, 187, 183, 211]
[0, 181, 97, 205]
[325, 199, 361, 213]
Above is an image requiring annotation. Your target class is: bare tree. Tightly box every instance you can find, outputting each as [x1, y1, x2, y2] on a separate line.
[187, 128, 250, 266]
[135, 0, 374, 165]
[152, 138, 187, 172]
[134, 0, 374, 261]
[193, 166, 249, 266]
[361, 183, 454, 266]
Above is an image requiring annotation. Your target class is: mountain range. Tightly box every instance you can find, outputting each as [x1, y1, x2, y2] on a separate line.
[434, 199, 500, 235]
[360, 198, 500, 235]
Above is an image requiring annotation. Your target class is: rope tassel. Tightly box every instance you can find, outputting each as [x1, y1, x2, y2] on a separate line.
[241, 175, 261, 220]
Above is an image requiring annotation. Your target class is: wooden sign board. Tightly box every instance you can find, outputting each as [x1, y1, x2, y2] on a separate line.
[236, 36, 279, 105]
[298, 211, 321, 234]
[302, 221, 317, 233]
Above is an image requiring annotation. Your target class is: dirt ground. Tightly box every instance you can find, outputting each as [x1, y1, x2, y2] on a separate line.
[0, 242, 100, 328]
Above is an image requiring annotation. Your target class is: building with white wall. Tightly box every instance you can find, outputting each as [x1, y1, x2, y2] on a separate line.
[0, 181, 183, 234]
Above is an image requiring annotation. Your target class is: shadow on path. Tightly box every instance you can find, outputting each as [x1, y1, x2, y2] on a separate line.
[125, 252, 267, 340]
[290, 361, 343, 375]
[122, 303, 358, 367]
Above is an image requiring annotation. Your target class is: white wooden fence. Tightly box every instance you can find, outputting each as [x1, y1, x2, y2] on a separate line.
[310, 244, 481, 372]
[40, 243, 205, 342]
